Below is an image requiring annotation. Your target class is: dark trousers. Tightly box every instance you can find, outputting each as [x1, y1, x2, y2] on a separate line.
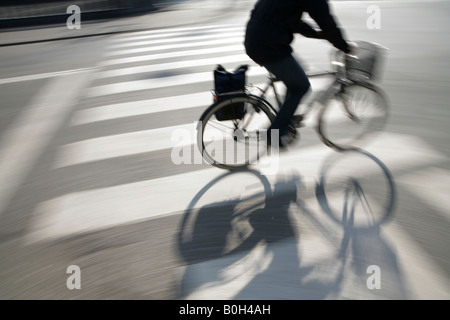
[264, 55, 311, 136]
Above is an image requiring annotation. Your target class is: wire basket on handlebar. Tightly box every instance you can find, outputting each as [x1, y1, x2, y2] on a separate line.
[334, 41, 388, 83]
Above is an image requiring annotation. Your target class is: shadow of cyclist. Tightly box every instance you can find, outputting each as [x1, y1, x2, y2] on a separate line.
[176, 170, 308, 299]
[176, 147, 407, 299]
[304, 147, 410, 299]
[176, 168, 354, 299]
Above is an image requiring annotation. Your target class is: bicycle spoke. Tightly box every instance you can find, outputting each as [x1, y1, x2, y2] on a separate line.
[198, 95, 274, 169]
[318, 83, 389, 150]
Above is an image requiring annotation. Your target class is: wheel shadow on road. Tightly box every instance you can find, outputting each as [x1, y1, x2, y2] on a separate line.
[176, 169, 311, 299]
[175, 148, 410, 299]
[302, 147, 411, 299]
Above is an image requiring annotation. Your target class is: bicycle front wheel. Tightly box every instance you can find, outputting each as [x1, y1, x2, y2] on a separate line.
[317, 82, 389, 151]
[197, 93, 275, 170]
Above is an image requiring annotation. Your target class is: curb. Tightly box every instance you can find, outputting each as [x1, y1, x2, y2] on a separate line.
[0, 7, 157, 29]
[0, 0, 235, 47]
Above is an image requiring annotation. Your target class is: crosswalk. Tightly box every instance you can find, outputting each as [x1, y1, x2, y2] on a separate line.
[2, 21, 449, 299]
[27, 22, 264, 236]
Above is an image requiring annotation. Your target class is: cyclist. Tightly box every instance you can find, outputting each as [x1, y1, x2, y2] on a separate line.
[244, 0, 354, 148]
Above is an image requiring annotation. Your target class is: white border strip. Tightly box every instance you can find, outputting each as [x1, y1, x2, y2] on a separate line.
[95, 54, 251, 79]
[87, 67, 267, 97]
[99, 45, 245, 67]
[27, 132, 447, 243]
[0, 70, 91, 217]
[0, 68, 94, 85]
[104, 37, 244, 57]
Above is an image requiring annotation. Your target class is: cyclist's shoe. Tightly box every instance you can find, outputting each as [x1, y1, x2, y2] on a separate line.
[280, 125, 298, 149]
[292, 114, 305, 128]
[280, 135, 295, 149]
[266, 126, 298, 151]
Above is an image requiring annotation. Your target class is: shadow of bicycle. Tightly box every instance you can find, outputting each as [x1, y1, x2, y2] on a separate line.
[175, 148, 409, 299]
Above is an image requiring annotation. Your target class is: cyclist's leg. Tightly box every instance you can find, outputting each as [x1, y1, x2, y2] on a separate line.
[264, 55, 310, 139]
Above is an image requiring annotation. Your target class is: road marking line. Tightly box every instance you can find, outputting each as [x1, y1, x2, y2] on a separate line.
[0, 70, 91, 217]
[53, 123, 195, 169]
[399, 168, 450, 222]
[110, 26, 243, 44]
[71, 92, 212, 125]
[181, 214, 450, 300]
[111, 24, 239, 40]
[27, 132, 447, 244]
[99, 45, 245, 67]
[61, 78, 345, 169]
[86, 67, 267, 97]
[0, 68, 94, 85]
[108, 31, 244, 49]
[182, 241, 273, 300]
[73, 77, 329, 125]
[380, 219, 450, 299]
[95, 54, 251, 79]
[104, 37, 244, 57]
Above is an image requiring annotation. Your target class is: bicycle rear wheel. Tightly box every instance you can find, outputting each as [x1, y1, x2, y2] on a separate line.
[197, 93, 275, 170]
[317, 82, 389, 151]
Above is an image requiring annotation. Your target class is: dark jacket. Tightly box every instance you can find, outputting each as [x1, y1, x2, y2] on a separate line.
[244, 0, 350, 65]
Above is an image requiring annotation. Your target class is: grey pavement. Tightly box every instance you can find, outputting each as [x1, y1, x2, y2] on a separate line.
[0, 0, 246, 46]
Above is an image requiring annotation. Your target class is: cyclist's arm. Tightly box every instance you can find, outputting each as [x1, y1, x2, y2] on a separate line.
[294, 20, 325, 39]
[304, 0, 351, 53]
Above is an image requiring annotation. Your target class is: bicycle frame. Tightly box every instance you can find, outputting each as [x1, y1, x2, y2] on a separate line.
[250, 69, 349, 120]
[197, 41, 388, 170]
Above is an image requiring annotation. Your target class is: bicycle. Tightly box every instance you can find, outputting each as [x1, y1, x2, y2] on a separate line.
[197, 41, 389, 170]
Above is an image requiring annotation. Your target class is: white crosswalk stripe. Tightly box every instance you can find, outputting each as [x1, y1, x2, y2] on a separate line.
[87, 68, 271, 97]
[110, 24, 240, 41]
[53, 123, 195, 168]
[95, 54, 250, 79]
[4, 21, 448, 300]
[98, 45, 245, 66]
[104, 37, 245, 56]
[108, 31, 244, 49]
[30, 131, 448, 241]
[71, 92, 212, 125]
[109, 27, 243, 45]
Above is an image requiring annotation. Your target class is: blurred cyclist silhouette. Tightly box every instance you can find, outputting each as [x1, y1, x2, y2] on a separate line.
[244, 0, 354, 148]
